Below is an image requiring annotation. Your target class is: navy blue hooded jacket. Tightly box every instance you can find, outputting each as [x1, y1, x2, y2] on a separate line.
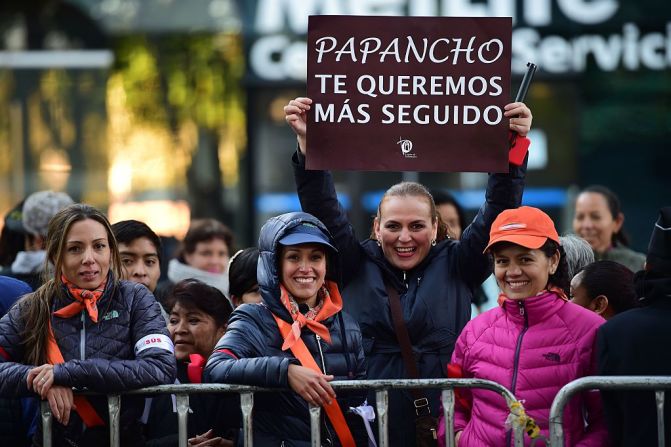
[0, 279, 176, 446]
[204, 212, 367, 446]
[292, 151, 527, 446]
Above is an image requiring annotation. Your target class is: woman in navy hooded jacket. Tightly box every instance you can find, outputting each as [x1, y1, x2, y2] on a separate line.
[284, 97, 532, 445]
[205, 212, 367, 446]
[0, 204, 176, 446]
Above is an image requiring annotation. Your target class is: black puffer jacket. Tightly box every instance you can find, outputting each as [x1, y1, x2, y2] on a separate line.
[0, 279, 177, 446]
[293, 150, 527, 446]
[204, 212, 367, 446]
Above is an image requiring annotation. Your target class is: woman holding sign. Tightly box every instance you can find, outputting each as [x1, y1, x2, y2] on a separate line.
[0, 203, 176, 446]
[285, 96, 532, 446]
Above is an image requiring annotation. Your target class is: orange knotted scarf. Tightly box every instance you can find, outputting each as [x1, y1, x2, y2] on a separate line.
[277, 281, 342, 351]
[53, 275, 106, 323]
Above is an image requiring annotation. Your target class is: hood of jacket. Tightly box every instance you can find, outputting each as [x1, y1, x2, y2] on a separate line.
[257, 212, 339, 323]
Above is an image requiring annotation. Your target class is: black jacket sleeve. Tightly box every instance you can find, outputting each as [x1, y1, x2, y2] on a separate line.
[204, 305, 294, 388]
[292, 151, 364, 287]
[455, 155, 528, 286]
[53, 286, 176, 391]
[0, 303, 34, 397]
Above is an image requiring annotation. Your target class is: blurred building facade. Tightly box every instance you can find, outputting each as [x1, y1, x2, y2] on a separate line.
[0, 0, 669, 248]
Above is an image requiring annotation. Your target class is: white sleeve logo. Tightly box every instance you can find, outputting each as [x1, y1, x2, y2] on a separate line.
[135, 334, 174, 355]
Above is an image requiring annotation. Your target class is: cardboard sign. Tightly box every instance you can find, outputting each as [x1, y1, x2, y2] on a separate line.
[306, 16, 512, 172]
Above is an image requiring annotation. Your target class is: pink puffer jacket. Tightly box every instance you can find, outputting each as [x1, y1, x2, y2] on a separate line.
[438, 291, 608, 446]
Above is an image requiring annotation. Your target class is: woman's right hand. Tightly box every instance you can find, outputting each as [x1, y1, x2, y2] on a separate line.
[284, 97, 312, 156]
[287, 364, 336, 407]
[46, 385, 75, 426]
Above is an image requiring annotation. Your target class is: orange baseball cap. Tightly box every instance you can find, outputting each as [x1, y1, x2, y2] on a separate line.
[484, 206, 560, 253]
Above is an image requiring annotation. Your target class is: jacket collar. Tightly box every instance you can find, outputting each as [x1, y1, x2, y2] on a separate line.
[502, 290, 565, 326]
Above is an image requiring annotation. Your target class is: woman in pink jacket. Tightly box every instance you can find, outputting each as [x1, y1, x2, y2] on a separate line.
[439, 206, 608, 446]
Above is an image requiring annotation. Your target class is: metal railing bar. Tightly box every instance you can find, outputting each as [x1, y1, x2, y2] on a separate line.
[309, 404, 322, 447]
[549, 376, 671, 446]
[175, 394, 189, 447]
[108, 394, 121, 447]
[240, 392, 254, 447]
[376, 389, 389, 447]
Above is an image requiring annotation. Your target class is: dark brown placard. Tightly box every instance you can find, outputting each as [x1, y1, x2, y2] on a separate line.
[306, 15, 512, 173]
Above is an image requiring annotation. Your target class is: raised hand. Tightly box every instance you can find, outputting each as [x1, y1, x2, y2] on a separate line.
[504, 102, 532, 137]
[284, 97, 312, 155]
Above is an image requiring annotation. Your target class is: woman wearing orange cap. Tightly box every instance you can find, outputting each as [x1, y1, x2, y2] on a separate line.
[438, 206, 608, 446]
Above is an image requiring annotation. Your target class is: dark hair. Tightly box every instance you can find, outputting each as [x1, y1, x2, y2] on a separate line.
[111, 220, 162, 261]
[576, 260, 637, 314]
[430, 189, 467, 236]
[580, 185, 630, 247]
[20, 204, 122, 365]
[228, 247, 259, 298]
[166, 279, 233, 328]
[178, 219, 234, 260]
[0, 225, 25, 267]
[490, 239, 570, 296]
[369, 182, 448, 241]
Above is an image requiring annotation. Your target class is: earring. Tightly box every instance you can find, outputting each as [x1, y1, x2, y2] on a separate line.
[376, 239, 382, 247]
[431, 239, 436, 247]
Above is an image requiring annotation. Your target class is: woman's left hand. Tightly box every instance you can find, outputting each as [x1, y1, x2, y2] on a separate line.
[188, 429, 234, 446]
[27, 364, 55, 398]
[504, 102, 532, 137]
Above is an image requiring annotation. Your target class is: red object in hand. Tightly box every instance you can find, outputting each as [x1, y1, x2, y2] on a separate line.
[509, 132, 531, 166]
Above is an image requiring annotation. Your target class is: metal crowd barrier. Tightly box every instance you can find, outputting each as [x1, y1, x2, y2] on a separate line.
[40, 378, 524, 447]
[549, 376, 671, 447]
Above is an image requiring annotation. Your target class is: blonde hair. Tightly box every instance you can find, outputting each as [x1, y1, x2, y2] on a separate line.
[20, 204, 121, 365]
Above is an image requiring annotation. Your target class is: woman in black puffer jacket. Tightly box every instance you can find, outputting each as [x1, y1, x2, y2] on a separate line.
[205, 212, 368, 446]
[0, 204, 176, 446]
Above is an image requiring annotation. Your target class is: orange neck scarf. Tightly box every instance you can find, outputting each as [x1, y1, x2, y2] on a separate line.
[497, 285, 569, 306]
[53, 275, 107, 323]
[278, 281, 342, 351]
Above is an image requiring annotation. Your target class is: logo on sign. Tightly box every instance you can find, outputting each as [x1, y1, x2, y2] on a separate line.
[397, 138, 416, 158]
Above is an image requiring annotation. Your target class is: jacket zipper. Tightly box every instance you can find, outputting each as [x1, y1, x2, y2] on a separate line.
[80, 310, 86, 360]
[507, 300, 529, 446]
[315, 334, 334, 446]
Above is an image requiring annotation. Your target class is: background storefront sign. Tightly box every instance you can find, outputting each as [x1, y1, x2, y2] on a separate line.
[306, 15, 511, 172]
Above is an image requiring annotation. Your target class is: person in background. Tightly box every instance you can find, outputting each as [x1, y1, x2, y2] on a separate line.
[0, 204, 176, 446]
[205, 212, 368, 446]
[145, 279, 238, 447]
[285, 96, 532, 445]
[112, 220, 162, 293]
[571, 260, 638, 319]
[560, 233, 595, 281]
[573, 185, 645, 272]
[159, 219, 234, 301]
[0, 200, 28, 273]
[4, 191, 74, 290]
[0, 275, 36, 447]
[597, 206, 671, 446]
[227, 247, 261, 308]
[440, 206, 607, 446]
[430, 189, 467, 241]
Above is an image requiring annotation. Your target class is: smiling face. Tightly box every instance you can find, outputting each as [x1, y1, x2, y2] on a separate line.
[280, 244, 327, 307]
[184, 238, 230, 274]
[168, 302, 226, 361]
[61, 219, 111, 290]
[492, 243, 559, 300]
[573, 192, 623, 254]
[119, 237, 161, 291]
[374, 195, 438, 271]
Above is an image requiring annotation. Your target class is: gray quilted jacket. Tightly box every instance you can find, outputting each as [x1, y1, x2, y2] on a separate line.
[0, 278, 176, 446]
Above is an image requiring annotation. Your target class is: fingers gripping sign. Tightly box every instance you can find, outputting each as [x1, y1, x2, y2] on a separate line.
[284, 97, 312, 155]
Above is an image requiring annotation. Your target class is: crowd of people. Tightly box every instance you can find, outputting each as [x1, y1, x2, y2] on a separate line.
[0, 96, 667, 447]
